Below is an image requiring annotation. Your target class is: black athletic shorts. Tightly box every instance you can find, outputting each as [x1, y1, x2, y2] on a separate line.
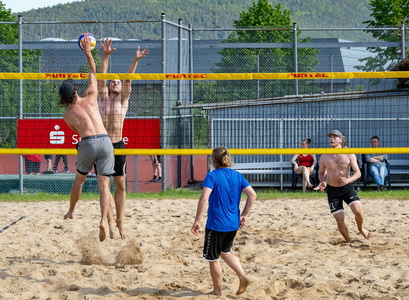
[112, 140, 127, 176]
[203, 228, 237, 261]
[326, 183, 360, 214]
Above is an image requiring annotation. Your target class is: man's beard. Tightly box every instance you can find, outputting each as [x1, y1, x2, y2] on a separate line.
[109, 89, 120, 96]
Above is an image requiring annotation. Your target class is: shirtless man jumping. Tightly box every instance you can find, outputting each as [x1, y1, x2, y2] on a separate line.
[316, 130, 371, 242]
[60, 34, 115, 242]
[97, 38, 149, 239]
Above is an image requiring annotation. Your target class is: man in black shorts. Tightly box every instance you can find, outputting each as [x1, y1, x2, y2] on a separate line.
[97, 38, 149, 239]
[316, 130, 371, 242]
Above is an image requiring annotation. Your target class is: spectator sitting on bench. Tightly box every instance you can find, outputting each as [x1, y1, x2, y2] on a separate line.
[365, 136, 388, 191]
[291, 138, 317, 192]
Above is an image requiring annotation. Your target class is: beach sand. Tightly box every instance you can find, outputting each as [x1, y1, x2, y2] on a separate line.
[0, 198, 408, 299]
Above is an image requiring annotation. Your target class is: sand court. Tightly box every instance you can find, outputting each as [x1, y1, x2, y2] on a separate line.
[0, 198, 408, 299]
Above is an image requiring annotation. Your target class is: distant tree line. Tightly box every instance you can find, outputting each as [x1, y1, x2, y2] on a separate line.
[6, 0, 372, 41]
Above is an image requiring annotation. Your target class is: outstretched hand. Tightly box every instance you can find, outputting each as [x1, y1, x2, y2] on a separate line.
[82, 34, 92, 52]
[313, 182, 327, 192]
[100, 38, 116, 55]
[135, 46, 149, 60]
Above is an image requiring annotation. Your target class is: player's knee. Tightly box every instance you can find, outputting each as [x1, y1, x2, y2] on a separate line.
[114, 178, 126, 191]
[354, 210, 364, 219]
[219, 251, 231, 260]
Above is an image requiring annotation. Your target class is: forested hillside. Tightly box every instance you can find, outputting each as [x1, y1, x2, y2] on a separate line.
[12, 0, 373, 41]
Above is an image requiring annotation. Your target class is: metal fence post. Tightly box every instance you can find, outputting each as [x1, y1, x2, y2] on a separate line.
[257, 54, 260, 99]
[18, 15, 24, 194]
[177, 19, 183, 188]
[401, 22, 406, 60]
[293, 22, 298, 96]
[189, 23, 194, 181]
[161, 13, 167, 191]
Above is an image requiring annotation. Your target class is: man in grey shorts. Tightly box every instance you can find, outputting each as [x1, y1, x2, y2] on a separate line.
[60, 34, 114, 242]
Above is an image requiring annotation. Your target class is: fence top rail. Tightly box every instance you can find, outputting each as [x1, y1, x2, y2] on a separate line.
[0, 19, 160, 25]
[161, 19, 192, 31]
[193, 27, 401, 32]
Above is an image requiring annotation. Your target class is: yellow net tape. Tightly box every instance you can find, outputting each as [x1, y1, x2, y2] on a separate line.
[1, 71, 409, 80]
[1, 147, 408, 155]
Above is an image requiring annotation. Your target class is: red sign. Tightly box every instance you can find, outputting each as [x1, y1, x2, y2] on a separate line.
[17, 118, 160, 149]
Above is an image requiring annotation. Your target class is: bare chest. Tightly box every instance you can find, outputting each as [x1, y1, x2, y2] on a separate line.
[99, 100, 128, 119]
[325, 154, 350, 171]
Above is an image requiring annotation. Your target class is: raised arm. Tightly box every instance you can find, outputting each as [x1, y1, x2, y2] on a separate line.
[98, 38, 116, 98]
[122, 46, 149, 101]
[83, 35, 97, 97]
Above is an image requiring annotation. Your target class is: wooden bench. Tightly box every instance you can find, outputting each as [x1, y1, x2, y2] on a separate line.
[231, 162, 292, 190]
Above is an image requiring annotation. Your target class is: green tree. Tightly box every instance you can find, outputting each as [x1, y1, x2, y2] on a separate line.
[196, 0, 319, 103]
[359, 0, 409, 72]
[0, 1, 18, 147]
[0, 1, 45, 147]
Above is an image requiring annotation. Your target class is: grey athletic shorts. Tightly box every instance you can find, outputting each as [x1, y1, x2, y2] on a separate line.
[76, 134, 115, 176]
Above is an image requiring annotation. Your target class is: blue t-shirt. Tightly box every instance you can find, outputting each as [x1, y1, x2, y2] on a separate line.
[203, 168, 250, 232]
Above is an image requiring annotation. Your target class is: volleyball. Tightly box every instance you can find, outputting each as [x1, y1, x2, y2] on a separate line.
[78, 33, 96, 50]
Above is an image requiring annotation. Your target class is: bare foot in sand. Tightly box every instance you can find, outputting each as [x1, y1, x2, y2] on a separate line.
[63, 211, 74, 219]
[207, 290, 221, 296]
[99, 223, 107, 242]
[108, 220, 116, 239]
[117, 220, 126, 240]
[236, 276, 250, 295]
[360, 228, 371, 239]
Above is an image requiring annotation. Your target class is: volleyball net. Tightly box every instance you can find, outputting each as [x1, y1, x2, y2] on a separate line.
[0, 70, 409, 193]
[1, 70, 408, 154]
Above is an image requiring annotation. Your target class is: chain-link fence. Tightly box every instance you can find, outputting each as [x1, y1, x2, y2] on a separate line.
[0, 15, 408, 193]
